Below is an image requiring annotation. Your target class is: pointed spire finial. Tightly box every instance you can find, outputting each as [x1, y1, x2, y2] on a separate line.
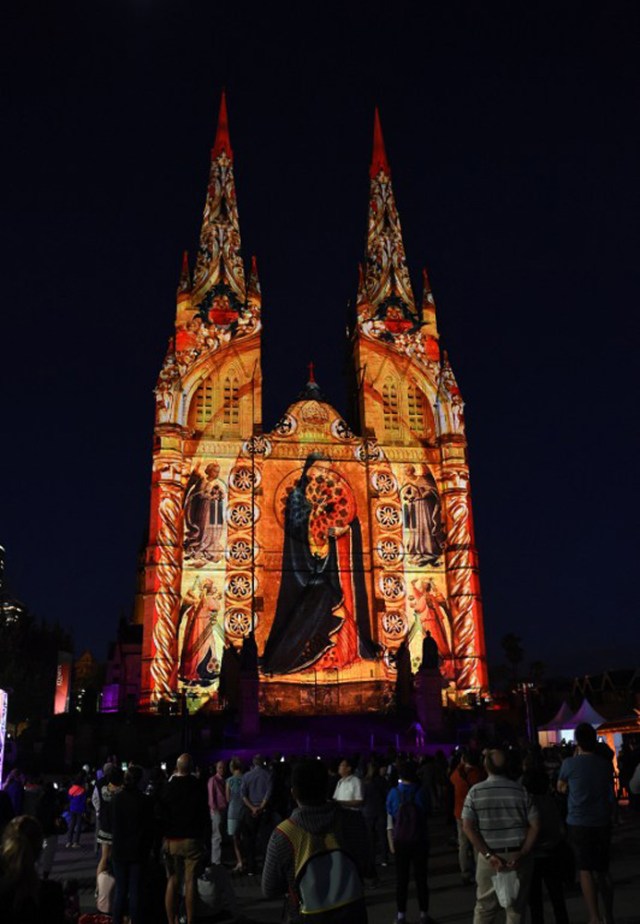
[370, 107, 390, 179]
[246, 255, 261, 311]
[308, 360, 316, 384]
[177, 250, 191, 293]
[211, 89, 233, 160]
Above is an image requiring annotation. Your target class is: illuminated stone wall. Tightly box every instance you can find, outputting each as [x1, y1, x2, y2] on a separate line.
[138, 99, 488, 712]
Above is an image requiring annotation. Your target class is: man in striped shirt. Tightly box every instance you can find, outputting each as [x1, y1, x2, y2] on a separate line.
[462, 748, 539, 923]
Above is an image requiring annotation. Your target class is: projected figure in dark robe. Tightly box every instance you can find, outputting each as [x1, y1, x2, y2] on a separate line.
[261, 453, 377, 675]
[401, 465, 444, 566]
[178, 578, 222, 684]
[183, 462, 226, 564]
[408, 577, 453, 672]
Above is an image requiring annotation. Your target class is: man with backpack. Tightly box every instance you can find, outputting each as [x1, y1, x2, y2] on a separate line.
[262, 759, 368, 923]
[386, 761, 434, 924]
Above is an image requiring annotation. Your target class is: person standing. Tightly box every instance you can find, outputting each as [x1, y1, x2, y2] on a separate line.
[66, 773, 88, 848]
[462, 748, 540, 924]
[333, 757, 364, 810]
[160, 753, 208, 924]
[240, 754, 273, 876]
[96, 765, 124, 878]
[111, 765, 153, 924]
[363, 761, 390, 871]
[522, 768, 569, 924]
[557, 723, 615, 924]
[226, 758, 244, 873]
[262, 759, 368, 923]
[207, 760, 227, 865]
[386, 761, 432, 924]
[450, 749, 485, 883]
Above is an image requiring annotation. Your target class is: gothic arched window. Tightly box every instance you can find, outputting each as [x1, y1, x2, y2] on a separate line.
[191, 376, 214, 429]
[382, 380, 401, 439]
[223, 375, 240, 430]
[407, 382, 426, 433]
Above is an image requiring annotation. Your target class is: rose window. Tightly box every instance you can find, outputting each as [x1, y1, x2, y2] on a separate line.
[226, 573, 253, 599]
[382, 611, 407, 637]
[376, 538, 402, 563]
[371, 470, 397, 495]
[380, 574, 405, 600]
[230, 466, 259, 492]
[274, 414, 296, 436]
[224, 609, 254, 637]
[244, 436, 271, 456]
[332, 418, 354, 440]
[356, 440, 383, 463]
[227, 540, 254, 565]
[227, 503, 256, 528]
[376, 504, 401, 527]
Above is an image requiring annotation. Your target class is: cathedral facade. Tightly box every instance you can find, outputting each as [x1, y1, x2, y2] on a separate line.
[138, 96, 488, 713]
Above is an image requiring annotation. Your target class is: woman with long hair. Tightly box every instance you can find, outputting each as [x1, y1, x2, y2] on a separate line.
[0, 815, 64, 923]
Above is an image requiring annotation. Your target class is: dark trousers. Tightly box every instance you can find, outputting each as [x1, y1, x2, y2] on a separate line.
[529, 855, 569, 924]
[241, 807, 272, 874]
[112, 858, 142, 924]
[68, 811, 83, 845]
[365, 813, 390, 866]
[395, 845, 429, 914]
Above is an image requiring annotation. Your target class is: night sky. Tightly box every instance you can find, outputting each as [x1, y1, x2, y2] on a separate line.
[2, 2, 639, 678]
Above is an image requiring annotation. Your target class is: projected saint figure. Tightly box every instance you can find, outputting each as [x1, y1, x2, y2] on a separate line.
[408, 577, 453, 669]
[183, 462, 226, 564]
[178, 578, 223, 684]
[261, 453, 377, 675]
[401, 465, 445, 566]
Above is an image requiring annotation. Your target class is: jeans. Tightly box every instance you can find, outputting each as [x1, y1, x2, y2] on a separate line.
[68, 811, 83, 845]
[210, 810, 222, 864]
[112, 858, 142, 924]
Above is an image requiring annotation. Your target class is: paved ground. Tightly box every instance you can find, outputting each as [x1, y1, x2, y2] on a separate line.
[51, 808, 640, 923]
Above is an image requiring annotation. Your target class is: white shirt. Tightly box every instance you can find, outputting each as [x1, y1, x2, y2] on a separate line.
[334, 774, 364, 807]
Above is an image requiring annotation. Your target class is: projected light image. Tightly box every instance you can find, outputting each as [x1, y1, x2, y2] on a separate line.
[139, 96, 487, 713]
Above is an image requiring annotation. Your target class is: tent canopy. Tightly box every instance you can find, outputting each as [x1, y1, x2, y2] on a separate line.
[538, 700, 576, 731]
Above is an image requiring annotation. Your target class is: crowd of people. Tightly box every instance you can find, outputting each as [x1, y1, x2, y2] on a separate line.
[0, 727, 637, 924]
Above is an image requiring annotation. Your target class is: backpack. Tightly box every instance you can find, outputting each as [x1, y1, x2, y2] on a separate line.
[393, 787, 424, 849]
[277, 815, 364, 919]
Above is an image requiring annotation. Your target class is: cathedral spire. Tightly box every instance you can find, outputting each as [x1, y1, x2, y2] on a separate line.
[175, 250, 193, 330]
[177, 250, 191, 294]
[192, 90, 245, 311]
[362, 107, 415, 317]
[211, 90, 232, 160]
[370, 107, 390, 179]
[421, 266, 439, 338]
[246, 255, 261, 312]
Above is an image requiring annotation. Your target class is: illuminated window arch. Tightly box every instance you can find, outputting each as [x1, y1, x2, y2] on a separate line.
[407, 382, 426, 433]
[382, 379, 401, 439]
[223, 373, 240, 431]
[190, 376, 215, 429]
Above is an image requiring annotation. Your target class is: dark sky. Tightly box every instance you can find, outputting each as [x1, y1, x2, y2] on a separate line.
[2, 2, 639, 677]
